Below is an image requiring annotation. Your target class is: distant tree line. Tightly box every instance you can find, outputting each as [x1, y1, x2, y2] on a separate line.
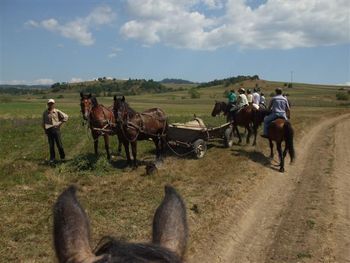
[0, 86, 46, 95]
[197, 75, 260, 88]
[160, 78, 194, 84]
[50, 78, 172, 96]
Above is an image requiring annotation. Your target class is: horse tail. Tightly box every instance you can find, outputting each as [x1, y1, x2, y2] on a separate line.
[284, 121, 295, 162]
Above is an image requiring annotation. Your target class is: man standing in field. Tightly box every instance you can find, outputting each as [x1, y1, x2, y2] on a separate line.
[42, 99, 68, 163]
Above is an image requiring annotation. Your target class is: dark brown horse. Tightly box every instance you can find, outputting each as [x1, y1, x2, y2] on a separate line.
[53, 185, 188, 263]
[113, 96, 168, 167]
[255, 110, 295, 172]
[80, 93, 122, 160]
[211, 101, 258, 145]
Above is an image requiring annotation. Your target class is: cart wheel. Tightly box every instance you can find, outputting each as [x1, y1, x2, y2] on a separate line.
[193, 139, 207, 159]
[224, 127, 234, 148]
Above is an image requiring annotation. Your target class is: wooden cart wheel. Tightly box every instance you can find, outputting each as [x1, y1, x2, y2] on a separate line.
[193, 139, 207, 159]
[224, 127, 234, 148]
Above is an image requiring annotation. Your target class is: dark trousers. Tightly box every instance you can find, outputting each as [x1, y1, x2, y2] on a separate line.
[46, 128, 65, 160]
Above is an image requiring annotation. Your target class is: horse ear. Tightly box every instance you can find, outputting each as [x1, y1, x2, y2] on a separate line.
[88, 93, 92, 98]
[113, 95, 117, 101]
[53, 186, 97, 263]
[152, 185, 188, 259]
[121, 96, 125, 102]
[80, 92, 84, 98]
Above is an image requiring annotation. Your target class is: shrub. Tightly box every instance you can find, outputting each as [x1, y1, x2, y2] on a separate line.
[188, 88, 200, 99]
[336, 92, 349, 101]
[57, 94, 64, 99]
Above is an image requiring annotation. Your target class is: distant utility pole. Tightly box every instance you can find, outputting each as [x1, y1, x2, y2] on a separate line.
[289, 70, 294, 88]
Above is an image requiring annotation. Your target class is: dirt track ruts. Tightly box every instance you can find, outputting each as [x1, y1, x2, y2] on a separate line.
[191, 113, 350, 263]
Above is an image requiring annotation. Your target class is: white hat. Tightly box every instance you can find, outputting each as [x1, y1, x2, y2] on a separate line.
[47, 99, 55, 104]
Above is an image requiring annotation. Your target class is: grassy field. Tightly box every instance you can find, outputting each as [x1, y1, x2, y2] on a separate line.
[0, 80, 349, 262]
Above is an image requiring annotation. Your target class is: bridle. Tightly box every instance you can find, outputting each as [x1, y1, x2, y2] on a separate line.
[80, 97, 92, 121]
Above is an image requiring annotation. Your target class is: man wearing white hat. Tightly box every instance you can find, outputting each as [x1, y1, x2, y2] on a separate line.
[42, 99, 68, 163]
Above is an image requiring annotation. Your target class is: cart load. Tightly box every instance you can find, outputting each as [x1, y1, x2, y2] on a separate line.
[167, 117, 234, 159]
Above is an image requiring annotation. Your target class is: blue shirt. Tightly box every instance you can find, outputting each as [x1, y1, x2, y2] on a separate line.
[269, 95, 290, 113]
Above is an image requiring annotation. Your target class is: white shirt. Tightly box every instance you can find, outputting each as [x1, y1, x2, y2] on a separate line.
[252, 92, 260, 105]
[238, 94, 248, 108]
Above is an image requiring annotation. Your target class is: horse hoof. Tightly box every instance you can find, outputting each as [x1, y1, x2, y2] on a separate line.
[279, 168, 285, 173]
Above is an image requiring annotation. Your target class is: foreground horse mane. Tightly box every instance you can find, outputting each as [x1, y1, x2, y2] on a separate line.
[94, 237, 181, 262]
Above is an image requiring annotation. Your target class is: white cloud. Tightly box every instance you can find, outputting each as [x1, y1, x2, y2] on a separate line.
[0, 80, 27, 85]
[33, 78, 55, 85]
[108, 53, 117, 58]
[0, 79, 55, 85]
[121, 0, 350, 50]
[24, 20, 39, 27]
[70, 77, 83, 83]
[26, 6, 115, 46]
[108, 47, 122, 58]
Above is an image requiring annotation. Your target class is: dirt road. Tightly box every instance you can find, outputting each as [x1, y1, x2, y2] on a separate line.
[192, 114, 350, 263]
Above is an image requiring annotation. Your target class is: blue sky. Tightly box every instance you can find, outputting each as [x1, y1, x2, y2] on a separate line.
[1, 0, 349, 85]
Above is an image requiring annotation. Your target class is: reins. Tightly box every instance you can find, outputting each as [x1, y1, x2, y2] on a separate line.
[117, 106, 167, 143]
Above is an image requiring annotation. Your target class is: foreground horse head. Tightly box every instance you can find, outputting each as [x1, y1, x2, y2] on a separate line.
[53, 185, 188, 263]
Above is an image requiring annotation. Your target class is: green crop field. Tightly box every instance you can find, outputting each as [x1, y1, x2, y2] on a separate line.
[0, 80, 349, 262]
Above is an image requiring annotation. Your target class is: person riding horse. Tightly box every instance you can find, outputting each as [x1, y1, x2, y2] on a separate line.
[259, 92, 266, 108]
[227, 89, 237, 112]
[261, 88, 290, 138]
[252, 88, 261, 110]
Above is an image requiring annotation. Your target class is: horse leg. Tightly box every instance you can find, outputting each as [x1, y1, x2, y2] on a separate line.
[235, 126, 242, 144]
[93, 132, 99, 157]
[283, 141, 288, 159]
[153, 137, 163, 161]
[131, 141, 138, 168]
[246, 125, 252, 144]
[252, 125, 258, 146]
[277, 142, 284, 172]
[103, 134, 111, 160]
[123, 140, 131, 166]
[269, 139, 274, 159]
[116, 133, 122, 156]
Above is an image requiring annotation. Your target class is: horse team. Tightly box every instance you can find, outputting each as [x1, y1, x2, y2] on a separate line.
[80, 92, 294, 173]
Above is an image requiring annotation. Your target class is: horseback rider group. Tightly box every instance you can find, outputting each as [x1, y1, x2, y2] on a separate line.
[226, 87, 290, 139]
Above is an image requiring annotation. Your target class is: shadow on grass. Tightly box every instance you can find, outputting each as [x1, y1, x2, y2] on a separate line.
[232, 148, 271, 166]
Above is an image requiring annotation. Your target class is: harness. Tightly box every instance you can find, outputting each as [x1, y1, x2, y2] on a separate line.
[83, 104, 118, 142]
[119, 110, 167, 143]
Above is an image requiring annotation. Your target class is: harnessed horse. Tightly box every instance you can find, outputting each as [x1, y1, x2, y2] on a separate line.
[113, 96, 168, 167]
[80, 93, 122, 160]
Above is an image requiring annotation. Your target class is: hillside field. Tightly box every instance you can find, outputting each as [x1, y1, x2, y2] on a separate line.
[0, 80, 349, 262]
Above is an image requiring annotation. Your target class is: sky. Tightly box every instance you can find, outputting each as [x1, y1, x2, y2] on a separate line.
[0, 0, 349, 85]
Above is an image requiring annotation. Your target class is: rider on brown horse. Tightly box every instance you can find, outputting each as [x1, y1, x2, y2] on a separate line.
[230, 88, 249, 121]
[261, 88, 290, 138]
